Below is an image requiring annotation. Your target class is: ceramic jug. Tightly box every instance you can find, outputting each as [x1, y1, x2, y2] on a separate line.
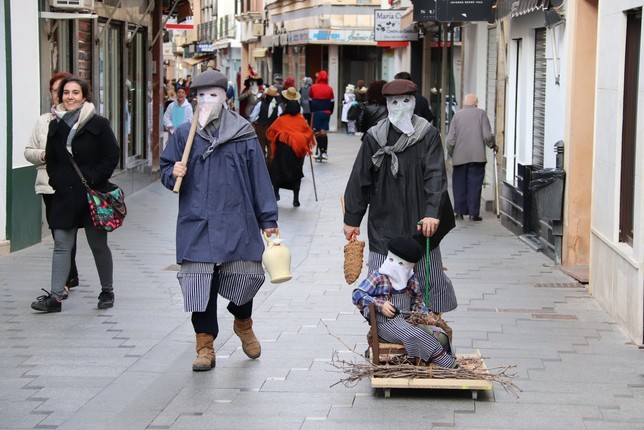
[262, 231, 292, 283]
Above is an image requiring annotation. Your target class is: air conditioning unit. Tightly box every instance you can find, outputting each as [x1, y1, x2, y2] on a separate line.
[50, 0, 95, 11]
[252, 22, 265, 37]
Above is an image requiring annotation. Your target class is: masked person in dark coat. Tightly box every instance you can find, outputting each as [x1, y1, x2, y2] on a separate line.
[160, 70, 279, 372]
[343, 79, 457, 314]
[31, 76, 120, 313]
[266, 88, 314, 207]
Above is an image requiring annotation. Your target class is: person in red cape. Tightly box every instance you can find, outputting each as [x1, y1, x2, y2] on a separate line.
[266, 87, 314, 207]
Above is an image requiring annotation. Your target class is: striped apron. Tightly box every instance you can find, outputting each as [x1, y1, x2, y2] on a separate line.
[177, 260, 265, 312]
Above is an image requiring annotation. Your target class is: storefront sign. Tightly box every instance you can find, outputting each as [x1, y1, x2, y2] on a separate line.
[413, 0, 437, 22]
[374, 9, 419, 41]
[197, 43, 215, 53]
[288, 29, 376, 45]
[436, 0, 495, 22]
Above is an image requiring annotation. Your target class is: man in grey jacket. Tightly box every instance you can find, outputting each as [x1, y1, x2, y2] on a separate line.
[446, 94, 497, 221]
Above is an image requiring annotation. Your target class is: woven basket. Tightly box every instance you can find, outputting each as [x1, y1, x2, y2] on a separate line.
[343, 237, 365, 284]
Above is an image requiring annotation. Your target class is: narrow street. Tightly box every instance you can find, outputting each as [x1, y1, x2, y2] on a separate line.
[1, 132, 643, 430]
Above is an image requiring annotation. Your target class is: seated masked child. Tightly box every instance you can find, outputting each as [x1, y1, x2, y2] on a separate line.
[352, 236, 457, 368]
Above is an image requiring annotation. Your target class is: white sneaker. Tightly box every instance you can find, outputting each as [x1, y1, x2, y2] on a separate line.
[322, 153, 328, 160]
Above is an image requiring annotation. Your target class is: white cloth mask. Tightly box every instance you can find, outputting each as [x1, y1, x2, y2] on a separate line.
[378, 251, 415, 291]
[250, 81, 259, 95]
[386, 95, 416, 136]
[197, 87, 226, 127]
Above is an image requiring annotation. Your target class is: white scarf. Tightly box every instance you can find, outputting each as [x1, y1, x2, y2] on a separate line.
[378, 251, 415, 291]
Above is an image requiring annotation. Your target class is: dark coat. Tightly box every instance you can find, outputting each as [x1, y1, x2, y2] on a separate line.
[45, 112, 120, 229]
[359, 103, 387, 134]
[414, 93, 434, 124]
[344, 120, 454, 255]
[270, 141, 305, 191]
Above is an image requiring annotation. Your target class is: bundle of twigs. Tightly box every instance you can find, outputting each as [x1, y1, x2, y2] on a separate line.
[407, 311, 453, 342]
[329, 351, 521, 397]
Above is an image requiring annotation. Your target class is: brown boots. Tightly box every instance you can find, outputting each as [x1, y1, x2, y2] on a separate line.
[233, 318, 261, 359]
[192, 333, 216, 371]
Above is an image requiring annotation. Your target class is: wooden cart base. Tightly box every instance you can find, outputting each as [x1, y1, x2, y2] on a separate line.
[369, 351, 493, 399]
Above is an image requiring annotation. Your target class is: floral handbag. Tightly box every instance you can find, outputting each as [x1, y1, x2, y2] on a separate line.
[68, 155, 127, 232]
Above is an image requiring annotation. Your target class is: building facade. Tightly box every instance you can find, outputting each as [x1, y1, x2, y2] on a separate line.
[2, 0, 169, 253]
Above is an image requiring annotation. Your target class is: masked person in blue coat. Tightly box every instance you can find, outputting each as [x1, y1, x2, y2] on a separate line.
[160, 70, 279, 372]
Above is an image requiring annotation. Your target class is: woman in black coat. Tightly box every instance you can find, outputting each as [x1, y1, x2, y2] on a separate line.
[31, 77, 120, 313]
[358, 80, 388, 135]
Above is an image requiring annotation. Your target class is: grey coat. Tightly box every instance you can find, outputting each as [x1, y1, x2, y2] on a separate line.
[160, 109, 278, 264]
[445, 105, 495, 166]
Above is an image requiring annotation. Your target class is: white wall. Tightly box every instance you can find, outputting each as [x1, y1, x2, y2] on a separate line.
[0, 1, 7, 249]
[590, 0, 644, 344]
[543, 23, 567, 169]
[11, 0, 41, 170]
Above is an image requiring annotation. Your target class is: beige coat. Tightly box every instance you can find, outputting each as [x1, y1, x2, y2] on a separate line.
[24, 112, 55, 194]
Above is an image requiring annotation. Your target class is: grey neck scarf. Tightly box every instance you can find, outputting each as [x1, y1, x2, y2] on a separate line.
[369, 115, 432, 177]
[197, 109, 257, 159]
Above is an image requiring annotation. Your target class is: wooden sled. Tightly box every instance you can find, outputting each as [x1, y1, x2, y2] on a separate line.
[367, 303, 493, 399]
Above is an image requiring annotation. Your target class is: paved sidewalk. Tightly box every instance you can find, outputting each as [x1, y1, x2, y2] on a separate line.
[1, 132, 643, 430]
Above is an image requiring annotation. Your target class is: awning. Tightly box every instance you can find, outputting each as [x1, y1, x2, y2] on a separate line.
[377, 41, 410, 48]
[252, 48, 268, 58]
[496, 0, 549, 20]
[183, 55, 213, 66]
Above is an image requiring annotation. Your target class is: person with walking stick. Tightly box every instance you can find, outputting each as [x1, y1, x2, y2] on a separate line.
[343, 78, 458, 315]
[160, 70, 278, 372]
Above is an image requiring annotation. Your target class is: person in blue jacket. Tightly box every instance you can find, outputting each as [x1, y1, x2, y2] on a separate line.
[160, 70, 278, 372]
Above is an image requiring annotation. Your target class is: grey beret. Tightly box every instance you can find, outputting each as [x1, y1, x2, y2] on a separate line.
[191, 70, 228, 91]
[382, 79, 417, 96]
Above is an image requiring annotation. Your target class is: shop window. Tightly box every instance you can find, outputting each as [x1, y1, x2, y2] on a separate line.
[126, 28, 147, 165]
[619, 8, 641, 245]
[98, 22, 123, 168]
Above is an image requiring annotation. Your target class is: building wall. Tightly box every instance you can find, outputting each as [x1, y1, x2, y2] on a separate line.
[9, 0, 43, 251]
[0, 0, 9, 255]
[591, 0, 644, 345]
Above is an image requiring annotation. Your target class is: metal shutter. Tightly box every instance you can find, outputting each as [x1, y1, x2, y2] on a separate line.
[532, 28, 547, 168]
[486, 26, 497, 132]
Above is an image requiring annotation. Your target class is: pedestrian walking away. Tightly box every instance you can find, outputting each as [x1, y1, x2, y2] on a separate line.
[309, 70, 335, 161]
[266, 89, 314, 207]
[160, 70, 279, 372]
[25, 71, 81, 302]
[31, 76, 119, 313]
[445, 93, 497, 221]
[343, 78, 458, 314]
[249, 85, 281, 165]
[358, 80, 387, 137]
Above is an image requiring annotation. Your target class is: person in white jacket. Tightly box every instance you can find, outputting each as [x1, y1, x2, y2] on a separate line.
[163, 87, 193, 133]
[24, 71, 79, 299]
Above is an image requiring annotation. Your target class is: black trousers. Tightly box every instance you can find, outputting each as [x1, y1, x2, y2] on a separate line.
[191, 268, 253, 336]
[452, 162, 486, 217]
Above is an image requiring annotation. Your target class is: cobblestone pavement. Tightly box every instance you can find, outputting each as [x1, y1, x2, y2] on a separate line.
[1, 132, 643, 430]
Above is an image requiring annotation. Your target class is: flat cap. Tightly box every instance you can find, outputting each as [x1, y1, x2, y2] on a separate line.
[388, 236, 424, 264]
[382, 79, 417, 96]
[191, 70, 228, 91]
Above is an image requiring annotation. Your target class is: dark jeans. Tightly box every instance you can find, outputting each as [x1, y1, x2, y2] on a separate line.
[452, 162, 486, 216]
[191, 268, 253, 336]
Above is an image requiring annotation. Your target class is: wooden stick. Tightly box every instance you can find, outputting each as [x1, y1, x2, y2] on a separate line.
[173, 106, 200, 194]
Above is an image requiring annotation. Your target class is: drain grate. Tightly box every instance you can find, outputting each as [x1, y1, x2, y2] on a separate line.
[534, 282, 584, 289]
[531, 313, 578, 320]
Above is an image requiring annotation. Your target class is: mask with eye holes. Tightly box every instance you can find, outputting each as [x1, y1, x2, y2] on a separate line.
[386, 94, 416, 136]
[197, 87, 227, 127]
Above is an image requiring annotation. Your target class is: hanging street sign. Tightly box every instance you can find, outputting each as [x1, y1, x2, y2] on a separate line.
[435, 0, 495, 22]
[374, 9, 419, 41]
[413, 0, 437, 22]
